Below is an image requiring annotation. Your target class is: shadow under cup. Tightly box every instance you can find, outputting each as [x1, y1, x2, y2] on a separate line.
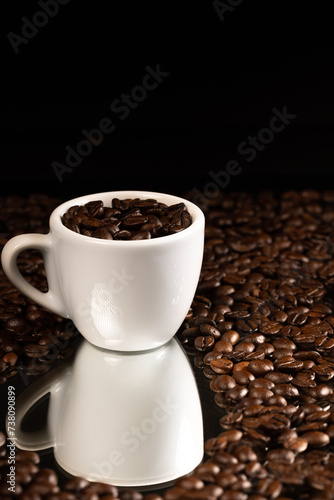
[1, 191, 205, 351]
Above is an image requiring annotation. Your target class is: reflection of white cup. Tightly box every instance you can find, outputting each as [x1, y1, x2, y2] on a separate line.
[1, 191, 204, 351]
[13, 338, 203, 487]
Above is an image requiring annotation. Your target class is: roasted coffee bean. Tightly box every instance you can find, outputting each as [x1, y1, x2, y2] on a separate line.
[213, 340, 233, 354]
[267, 448, 295, 464]
[274, 384, 299, 398]
[265, 372, 293, 384]
[233, 361, 250, 372]
[211, 374, 236, 392]
[260, 413, 291, 434]
[194, 335, 215, 351]
[234, 341, 256, 354]
[233, 370, 255, 385]
[249, 378, 275, 390]
[222, 330, 240, 345]
[275, 356, 304, 373]
[265, 395, 287, 407]
[199, 323, 221, 339]
[218, 429, 243, 442]
[220, 491, 248, 500]
[302, 431, 330, 447]
[306, 384, 333, 399]
[247, 359, 274, 377]
[248, 387, 274, 401]
[204, 351, 222, 365]
[216, 471, 239, 488]
[283, 437, 308, 453]
[204, 436, 228, 455]
[256, 478, 282, 498]
[233, 445, 257, 462]
[175, 475, 204, 490]
[226, 385, 249, 401]
[194, 461, 220, 481]
[210, 358, 234, 374]
[291, 374, 316, 388]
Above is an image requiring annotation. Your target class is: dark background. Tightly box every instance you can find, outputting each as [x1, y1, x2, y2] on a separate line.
[1, 0, 334, 199]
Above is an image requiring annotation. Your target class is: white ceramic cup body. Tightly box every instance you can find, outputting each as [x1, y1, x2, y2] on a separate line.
[1, 191, 205, 351]
[13, 338, 204, 487]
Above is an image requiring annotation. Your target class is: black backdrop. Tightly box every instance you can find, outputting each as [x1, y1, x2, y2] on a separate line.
[2, 0, 334, 199]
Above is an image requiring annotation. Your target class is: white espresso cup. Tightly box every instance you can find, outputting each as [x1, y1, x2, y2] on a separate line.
[12, 338, 203, 487]
[1, 191, 204, 351]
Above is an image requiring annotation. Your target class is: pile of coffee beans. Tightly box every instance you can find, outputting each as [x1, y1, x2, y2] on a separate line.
[1, 190, 334, 499]
[62, 198, 192, 240]
[177, 188, 334, 499]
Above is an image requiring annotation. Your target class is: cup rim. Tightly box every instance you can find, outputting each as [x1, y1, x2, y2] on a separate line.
[50, 190, 205, 245]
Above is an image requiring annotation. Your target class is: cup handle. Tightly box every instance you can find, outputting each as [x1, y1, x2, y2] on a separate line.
[10, 364, 68, 450]
[1, 233, 69, 318]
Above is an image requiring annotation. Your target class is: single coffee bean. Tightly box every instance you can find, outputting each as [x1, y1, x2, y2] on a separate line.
[266, 448, 295, 464]
[302, 431, 330, 447]
[211, 374, 236, 392]
[233, 445, 257, 463]
[222, 330, 240, 345]
[204, 436, 228, 456]
[225, 385, 249, 402]
[275, 356, 304, 373]
[274, 384, 299, 398]
[265, 372, 293, 384]
[210, 358, 234, 374]
[283, 437, 308, 453]
[199, 323, 221, 339]
[194, 335, 215, 351]
[213, 340, 233, 354]
[247, 359, 274, 377]
[233, 370, 255, 385]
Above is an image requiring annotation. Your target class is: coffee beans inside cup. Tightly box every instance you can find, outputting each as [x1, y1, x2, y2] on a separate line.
[61, 198, 192, 240]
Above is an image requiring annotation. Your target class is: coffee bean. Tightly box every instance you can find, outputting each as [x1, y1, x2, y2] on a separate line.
[256, 478, 282, 498]
[233, 361, 250, 372]
[267, 448, 295, 464]
[274, 384, 299, 398]
[302, 431, 330, 447]
[210, 358, 234, 374]
[233, 370, 255, 385]
[265, 395, 287, 407]
[226, 385, 249, 402]
[194, 461, 220, 481]
[233, 445, 257, 462]
[199, 323, 221, 339]
[248, 387, 275, 401]
[247, 359, 274, 377]
[211, 374, 236, 392]
[204, 437, 228, 456]
[284, 437, 308, 453]
[260, 413, 291, 434]
[194, 336, 215, 351]
[175, 476, 204, 491]
[234, 341, 256, 354]
[306, 384, 333, 399]
[219, 430, 243, 443]
[216, 472, 239, 488]
[222, 330, 240, 345]
[275, 356, 304, 373]
[213, 340, 233, 354]
[219, 491, 247, 500]
[265, 372, 293, 384]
